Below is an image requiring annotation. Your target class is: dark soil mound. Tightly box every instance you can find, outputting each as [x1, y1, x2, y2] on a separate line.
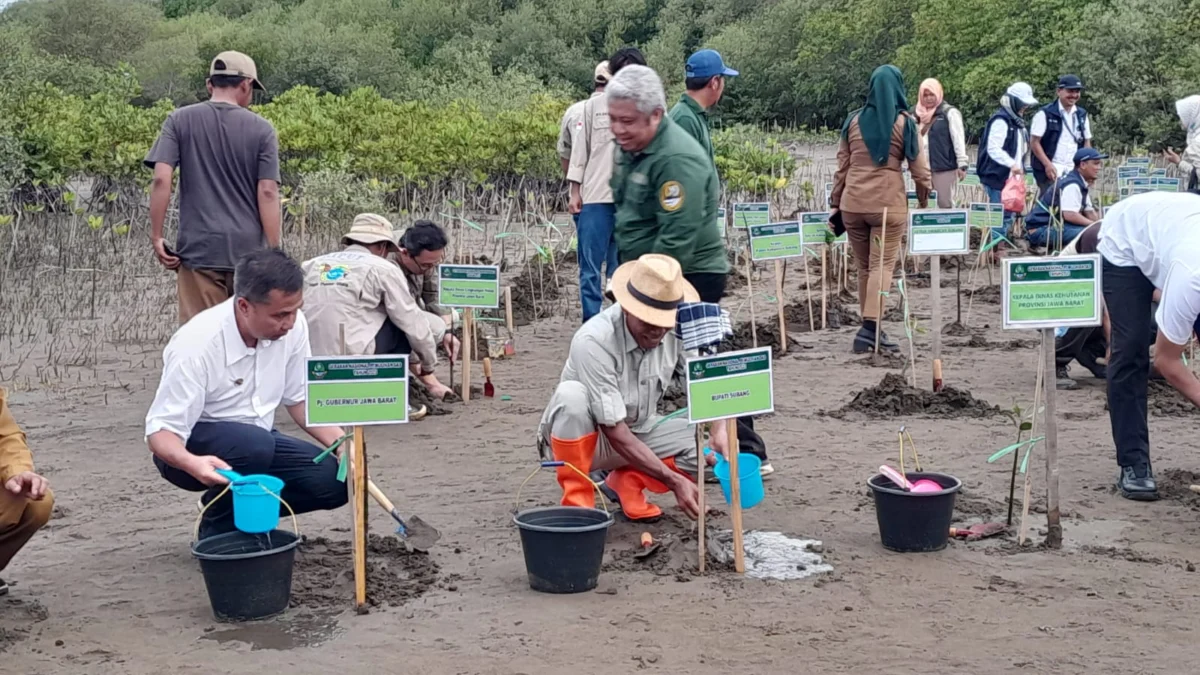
[1149, 380, 1198, 417]
[966, 285, 1002, 305]
[825, 372, 1001, 420]
[1158, 469, 1200, 508]
[943, 321, 974, 337]
[409, 380, 453, 415]
[781, 296, 860, 332]
[291, 535, 451, 611]
[658, 384, 688, 414]
[725, 320, 797, 355]
[508, 257, 570, 325]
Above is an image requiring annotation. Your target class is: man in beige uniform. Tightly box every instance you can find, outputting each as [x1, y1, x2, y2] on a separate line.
[538, 254, 728, 521]
[558, 62, 611, 176]
[301, 214, 451, 402]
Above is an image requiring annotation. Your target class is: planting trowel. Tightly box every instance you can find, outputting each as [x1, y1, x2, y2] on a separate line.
[483, 357, 495, 397]
[366, 479, 441, 552]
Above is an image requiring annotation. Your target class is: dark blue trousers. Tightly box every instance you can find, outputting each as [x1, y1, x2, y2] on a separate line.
[155, 421, 347, 536]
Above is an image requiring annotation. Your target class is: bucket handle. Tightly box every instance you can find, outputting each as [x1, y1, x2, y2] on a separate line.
[192, 482, 300, 543]
[515, 461, 610, 515]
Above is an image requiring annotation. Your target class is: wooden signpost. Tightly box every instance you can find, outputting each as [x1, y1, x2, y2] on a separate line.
[307, 338, 412, 610]
[907, 209, 971, 388]
[687, 347, 776, 574]
[748, 221, 803, 352]
[1001, 254, 1104, 548]
[438, 264, 501, 402]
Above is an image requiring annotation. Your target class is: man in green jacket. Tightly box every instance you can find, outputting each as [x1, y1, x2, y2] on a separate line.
[668, 49, 739, 164]
[608, 65, 728, 302]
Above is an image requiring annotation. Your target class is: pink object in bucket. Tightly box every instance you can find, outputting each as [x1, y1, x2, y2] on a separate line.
[910, 479, 942, 493]
[878, 465, 913, 490]
[1001, 175, 1026, 213]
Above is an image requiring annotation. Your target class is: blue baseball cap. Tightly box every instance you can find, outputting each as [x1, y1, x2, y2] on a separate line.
[686, 49, 739, 79]
[1058, 74, 1084, 90]
[1074, 147, 1108, 165]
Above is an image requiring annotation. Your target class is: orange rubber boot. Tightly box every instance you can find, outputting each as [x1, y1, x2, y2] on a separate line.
[663, 456, 694, 480]
[550, 432, 599, 508]
[604, 468, 671, 520]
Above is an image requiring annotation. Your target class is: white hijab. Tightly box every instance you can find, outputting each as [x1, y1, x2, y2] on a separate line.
[1176, 95, 1200, 138]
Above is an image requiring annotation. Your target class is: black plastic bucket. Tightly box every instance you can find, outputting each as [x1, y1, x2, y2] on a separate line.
[868, 472, 962, 553]
[513, 506, 613, 593]
[192, 529, 301, 621]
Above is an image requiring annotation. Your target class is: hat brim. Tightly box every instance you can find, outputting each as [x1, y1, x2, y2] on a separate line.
[722, 67, 739, 77]
[610, 261, 700, 329]
[251, 78, 265, 92]
[342, 233, 399, 249]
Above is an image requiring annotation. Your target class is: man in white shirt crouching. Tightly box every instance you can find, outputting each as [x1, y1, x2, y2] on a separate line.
[145, 249, 348, 539]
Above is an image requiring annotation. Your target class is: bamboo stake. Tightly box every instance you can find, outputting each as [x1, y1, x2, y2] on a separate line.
[695, 424, 706, 574]
[746, 249, 758, 348]
[1041, 327, 1063, 548]
[462, 309, 472, 402]
[1017, 342, 1045, 545]
[504, 285, 514, 335]
[874, 208, 888, 355]
[727, 418, 745, 574]
[801, 251, 815, 333]
[352, 425, 368, 610]
[775, 260, 787, 353]
[820, 247, 828, 329]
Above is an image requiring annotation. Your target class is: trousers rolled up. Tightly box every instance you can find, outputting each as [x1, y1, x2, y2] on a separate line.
[577, 203, 619, 322]
[1102, 259, 1156, 470]
[0, 487, 54, 572]
[845, 210, 906, 322]
[154, 421, 348, 536]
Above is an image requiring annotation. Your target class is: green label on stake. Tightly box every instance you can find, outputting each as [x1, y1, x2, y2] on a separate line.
[306, 356, 409, 427]
[1002, 255, 1103, 330]
[438, 264, 500, 308]
[968, 202, 1004, 229]
[908, 210, 970, 255]
[686, 347, 775, 423]
[733, 202, 771, 229]
[749, 222, 803, 260]
[800, 212, 831, 246]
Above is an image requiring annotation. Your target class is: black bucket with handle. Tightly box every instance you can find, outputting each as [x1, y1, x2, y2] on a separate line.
[868, 471, 961, 552]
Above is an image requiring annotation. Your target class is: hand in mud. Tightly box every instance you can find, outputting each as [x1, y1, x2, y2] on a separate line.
[669, 476, 701, 520]
[189, 455, 232, 487]
[426, 382, 453, 400]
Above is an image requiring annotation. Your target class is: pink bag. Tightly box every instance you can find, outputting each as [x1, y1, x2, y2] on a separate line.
[1001, 175, 1026, 212]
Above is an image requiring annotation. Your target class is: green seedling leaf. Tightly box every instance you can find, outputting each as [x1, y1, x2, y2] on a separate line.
[312, 432, 353, 464]
[980, 233, 1016, 253]
[988, 441, 1025, 463]
[1020, 421, 1032, 431]
[336, 452, 349, 482]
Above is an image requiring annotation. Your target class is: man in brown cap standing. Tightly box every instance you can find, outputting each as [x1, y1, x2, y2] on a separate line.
[146, 51, 282, 324]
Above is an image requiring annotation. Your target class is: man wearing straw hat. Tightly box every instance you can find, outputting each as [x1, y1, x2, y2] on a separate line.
[301, 214, 452, 409]
[537, 254, 729, 521]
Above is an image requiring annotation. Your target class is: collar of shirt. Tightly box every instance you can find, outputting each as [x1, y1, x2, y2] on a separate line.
[615, 308, 643, 354]
[679, 93, 707, 118]
[221, 299, 258, 366]
[1058, 101, 1076, 120]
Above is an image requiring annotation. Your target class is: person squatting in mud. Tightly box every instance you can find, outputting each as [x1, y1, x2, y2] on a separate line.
[537, 254, 729, 520]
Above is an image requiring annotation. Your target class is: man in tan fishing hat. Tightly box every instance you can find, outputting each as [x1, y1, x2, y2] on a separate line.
[301, 214, 453, 409]
[537, 254, 729, 521]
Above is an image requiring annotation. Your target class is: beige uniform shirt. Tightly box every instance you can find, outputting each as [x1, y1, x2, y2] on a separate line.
[556, 304, 686, 434]
[567, 92, 616, 205]
[557, 94, 595, 161]
[301, 245, 438, 366]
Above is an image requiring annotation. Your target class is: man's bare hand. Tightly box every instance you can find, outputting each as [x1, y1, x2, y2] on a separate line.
[669, 475, 701, 520]
[568, 193, 583, 215]
[152, 238, 181, 270]
[188, 455, 232, 487]
[5, 471, 48, 500]
[442, 333, 461, 362]
[1165, 148, 1182, 165]
[956, 168, 967, 181]
[426, 382, 453, 400]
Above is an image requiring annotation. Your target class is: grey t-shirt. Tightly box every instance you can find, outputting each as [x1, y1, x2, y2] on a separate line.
[144, 101, 280, 271]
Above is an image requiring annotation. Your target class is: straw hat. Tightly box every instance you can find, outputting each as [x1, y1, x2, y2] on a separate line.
[610, 254, 699, 328]
[342, 213, 398, 250]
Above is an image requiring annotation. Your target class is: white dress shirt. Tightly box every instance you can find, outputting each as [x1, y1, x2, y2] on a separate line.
[986, 118, 1027, 170]
[1059, 183, 1093, 213]
[145, 298, 311, 443]
[1030, 102, 1093, 177]
[1098, 192, 1200, 345]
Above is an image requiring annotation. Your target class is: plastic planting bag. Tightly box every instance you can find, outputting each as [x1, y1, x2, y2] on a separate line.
[1002, 175, 1026, 212]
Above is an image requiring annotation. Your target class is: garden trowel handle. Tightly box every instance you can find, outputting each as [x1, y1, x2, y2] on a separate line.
[366, 478, 410, 535]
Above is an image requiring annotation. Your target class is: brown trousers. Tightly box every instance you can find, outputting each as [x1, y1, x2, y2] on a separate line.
[845, 210, 906, 322]
[177, 267, 235, 325]
[930, 170, 958, 209]
[0, 488, 53, 572]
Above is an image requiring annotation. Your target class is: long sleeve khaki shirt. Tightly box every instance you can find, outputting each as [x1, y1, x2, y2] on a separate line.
[831, 115, 932, 213]
[0, 389, 34, 484]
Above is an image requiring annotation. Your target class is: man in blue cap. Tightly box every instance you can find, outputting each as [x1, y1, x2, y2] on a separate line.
[668, 49, 738, 164]
[1030, 74, 1093, 191]
[1024, 147, 1105, 252]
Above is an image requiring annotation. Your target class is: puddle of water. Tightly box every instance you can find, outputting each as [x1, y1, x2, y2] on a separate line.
[200, 611, 342, 651]
[709, 530, 834, 580]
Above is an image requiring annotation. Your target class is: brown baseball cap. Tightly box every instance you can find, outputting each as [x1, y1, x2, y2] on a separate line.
[209, 51, 264, 91]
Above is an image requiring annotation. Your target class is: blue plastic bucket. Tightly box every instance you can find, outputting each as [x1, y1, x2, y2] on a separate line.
[713, 453, 764, 509]
[227, 474, 286, 534]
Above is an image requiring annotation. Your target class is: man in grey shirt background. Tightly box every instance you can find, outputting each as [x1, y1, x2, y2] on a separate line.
[145, 51, 282, 324]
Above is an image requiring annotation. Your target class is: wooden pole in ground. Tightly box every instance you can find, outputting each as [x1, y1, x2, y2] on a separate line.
[820, 247, 828, 329]
[874, 209, 888, 355]
[801, 252, 815, 333]
[1017, 346, 1044, 544]
[931, 253, 942, 389]
[462, 309, 472, 402]
[726, 418, 745, 574]
[774, 260, 787, 353]
[1040, 327, 1063, 548]
[351, 425, 368, 610]
[504, 286, 514, 335]
[745, 248, 758, 348]
[695, 424, 706, 574]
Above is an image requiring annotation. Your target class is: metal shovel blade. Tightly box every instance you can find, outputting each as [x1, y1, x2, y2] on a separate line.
[400, 515, 442, 552]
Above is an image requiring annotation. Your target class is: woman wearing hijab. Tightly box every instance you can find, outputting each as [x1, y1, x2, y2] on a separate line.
[830, 65, 932, 354]
[1165, 95, 1200, 191]
[976, 82, 1039, 247]
[915, 78, 968, 209]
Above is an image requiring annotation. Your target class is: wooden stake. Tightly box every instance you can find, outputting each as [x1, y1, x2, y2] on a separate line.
[746, 249, 758, 348]
[504, 286, 514, 335]
[695, 424, 706, 574]
[726, 418, 745, 574]
[874, 209, 888, 355]
[801, 252, 814, 334]
[1040, 327, 1063, 548]
[351, 425, 368, 610]
[1017, 345, 1044, 545]
[774, 260, 787, 354]
[820, 247, 828, 330]
[462, 309, 472, 402]
[931, 253, 942, 382]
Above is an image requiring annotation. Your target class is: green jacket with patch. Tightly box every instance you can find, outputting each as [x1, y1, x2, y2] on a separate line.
[610, 116, 728, 275]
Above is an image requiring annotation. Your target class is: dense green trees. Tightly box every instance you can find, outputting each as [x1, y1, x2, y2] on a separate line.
[2, 0, 1200, 199]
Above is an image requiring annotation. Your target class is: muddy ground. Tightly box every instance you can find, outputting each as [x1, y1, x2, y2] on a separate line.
[4, 233, 1200, 674]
